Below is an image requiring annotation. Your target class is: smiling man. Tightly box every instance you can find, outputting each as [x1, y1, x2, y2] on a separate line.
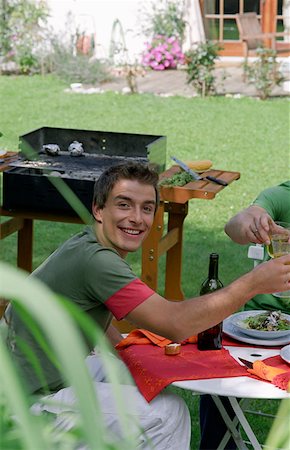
[93, 175, 157, 256]
[6, 163, 290, 450]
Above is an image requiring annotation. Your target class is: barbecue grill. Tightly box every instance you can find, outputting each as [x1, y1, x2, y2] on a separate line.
[3, 127, 166, 214]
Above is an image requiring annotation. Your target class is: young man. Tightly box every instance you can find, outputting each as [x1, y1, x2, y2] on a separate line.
[6, 165, 290, 450]
[199, 180, 290, 450]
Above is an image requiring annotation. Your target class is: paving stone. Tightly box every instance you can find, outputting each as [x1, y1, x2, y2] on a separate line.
[94, 60, 289, 98]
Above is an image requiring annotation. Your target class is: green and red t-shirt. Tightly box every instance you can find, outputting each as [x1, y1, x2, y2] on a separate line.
[6, 226, 154, 393]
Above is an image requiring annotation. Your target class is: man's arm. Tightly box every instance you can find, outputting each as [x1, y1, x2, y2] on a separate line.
[224, 205, 276, 245]
[126, 254, 290, 343]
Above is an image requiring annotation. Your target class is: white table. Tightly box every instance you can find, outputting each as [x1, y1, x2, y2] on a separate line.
[173, 346, 290, 450]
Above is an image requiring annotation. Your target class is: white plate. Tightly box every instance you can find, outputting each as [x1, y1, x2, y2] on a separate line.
[231, 311, 290, 339]
[280, 344, 290, 364]
[223, 315, 290, 347]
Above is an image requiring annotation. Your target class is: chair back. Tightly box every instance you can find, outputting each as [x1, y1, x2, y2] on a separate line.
[247, 244, 264, 267]
[236, 12, 263, 50]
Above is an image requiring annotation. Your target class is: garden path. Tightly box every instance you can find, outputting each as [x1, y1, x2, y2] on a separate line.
[93, 58, 289, 98]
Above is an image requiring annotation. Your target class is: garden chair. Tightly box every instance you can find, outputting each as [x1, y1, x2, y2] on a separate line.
[247, 243, 264, 267]
[243, 242, 281, 444]
[236, 12, 290, 61]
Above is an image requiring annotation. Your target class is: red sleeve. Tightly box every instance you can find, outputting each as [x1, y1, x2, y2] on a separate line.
[105, 278, 155, 320]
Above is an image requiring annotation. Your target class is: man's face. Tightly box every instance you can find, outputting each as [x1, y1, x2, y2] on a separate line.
[93, 179, 156, 258]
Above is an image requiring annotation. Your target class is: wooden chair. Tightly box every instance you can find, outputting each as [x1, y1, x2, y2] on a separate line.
[236, 12, 290, 59]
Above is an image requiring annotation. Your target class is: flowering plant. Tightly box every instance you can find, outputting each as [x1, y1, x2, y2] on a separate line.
[142, 35, 184, 70]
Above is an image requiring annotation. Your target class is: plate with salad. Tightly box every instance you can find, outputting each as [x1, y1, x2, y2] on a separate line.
[231, 310, 290, 340]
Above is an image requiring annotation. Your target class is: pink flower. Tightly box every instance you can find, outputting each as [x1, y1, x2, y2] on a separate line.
[142, 35, 184, 71]
[156, 64, 165, 70]
[155, 52, 162, 62]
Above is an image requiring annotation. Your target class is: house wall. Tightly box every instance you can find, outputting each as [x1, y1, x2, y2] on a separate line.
[46, 0, 287, 59]
[46, 0, 150, 61]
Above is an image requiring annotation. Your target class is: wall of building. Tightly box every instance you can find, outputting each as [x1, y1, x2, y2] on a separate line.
[46, 0, 151, 62]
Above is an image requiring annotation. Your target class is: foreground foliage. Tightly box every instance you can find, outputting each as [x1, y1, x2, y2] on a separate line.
[0, 262, 139, 450]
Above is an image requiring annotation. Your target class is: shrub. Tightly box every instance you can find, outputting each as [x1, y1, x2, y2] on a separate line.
[50, 39, 113, 85]
[0, 0, 50, 74]
[142, 35, 184, 71]
[140, 0, 186, 44]
[185, 41, 222, 96]
[243, 48, 285, 100]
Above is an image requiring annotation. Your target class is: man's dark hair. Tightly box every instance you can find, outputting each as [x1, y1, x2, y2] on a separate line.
[93, 162, 160, 212]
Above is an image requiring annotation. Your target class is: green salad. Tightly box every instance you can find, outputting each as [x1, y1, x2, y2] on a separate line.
[159, 171, 194, 187]
[243, 311, 290, 332]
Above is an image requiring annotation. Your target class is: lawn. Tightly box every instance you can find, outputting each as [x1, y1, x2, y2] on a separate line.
[0, 74, 289, 448]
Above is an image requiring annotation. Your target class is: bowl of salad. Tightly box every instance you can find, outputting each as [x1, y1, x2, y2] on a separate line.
[232, 310, 290, 340]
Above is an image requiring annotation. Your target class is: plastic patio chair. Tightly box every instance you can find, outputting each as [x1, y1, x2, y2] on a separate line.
[245, 242, 281, 440]
[247, 243, 264, 267]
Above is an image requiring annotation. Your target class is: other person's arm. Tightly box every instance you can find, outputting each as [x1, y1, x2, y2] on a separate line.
[225, 205, 280, 245]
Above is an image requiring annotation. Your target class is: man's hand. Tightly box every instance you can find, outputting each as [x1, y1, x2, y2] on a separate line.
[251, 254, 290, 295]
[224, 205, 286, 245]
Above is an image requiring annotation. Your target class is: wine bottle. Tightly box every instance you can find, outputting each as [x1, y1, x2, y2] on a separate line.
[197, 253, 224, 350]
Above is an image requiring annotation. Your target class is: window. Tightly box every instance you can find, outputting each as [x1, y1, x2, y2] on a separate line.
[203, 0, 263, 42]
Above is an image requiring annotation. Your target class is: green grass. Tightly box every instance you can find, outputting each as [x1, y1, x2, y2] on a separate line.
[0, 74, 289, 449]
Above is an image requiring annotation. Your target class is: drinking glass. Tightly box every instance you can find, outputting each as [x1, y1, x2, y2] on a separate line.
[267, 221, 290, 298]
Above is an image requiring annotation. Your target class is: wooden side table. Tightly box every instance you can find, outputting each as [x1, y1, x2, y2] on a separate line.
[141, 166, 240, 300]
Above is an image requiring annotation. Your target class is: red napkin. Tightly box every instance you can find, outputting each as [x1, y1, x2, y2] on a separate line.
[117, 343, 246, 402]
[116, 329, 282, 350]
[247, 357, 290, 392]
[115, 329, 197, 350]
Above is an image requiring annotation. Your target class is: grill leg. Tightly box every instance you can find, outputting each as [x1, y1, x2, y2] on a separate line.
[17, 218, 34, 272]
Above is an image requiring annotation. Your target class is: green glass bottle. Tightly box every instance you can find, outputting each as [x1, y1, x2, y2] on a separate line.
[197, 253, 224, 350]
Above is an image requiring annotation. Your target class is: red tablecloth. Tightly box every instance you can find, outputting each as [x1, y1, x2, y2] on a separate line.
[117, 344, 290, 402]
[118, 343, 247, 402]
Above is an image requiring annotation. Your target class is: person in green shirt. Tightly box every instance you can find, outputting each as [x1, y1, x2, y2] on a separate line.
[199, 181, 290, 450]
[225, 180, 290, 313]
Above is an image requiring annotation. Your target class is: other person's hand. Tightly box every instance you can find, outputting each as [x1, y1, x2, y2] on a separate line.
[225, 206, 276, 245]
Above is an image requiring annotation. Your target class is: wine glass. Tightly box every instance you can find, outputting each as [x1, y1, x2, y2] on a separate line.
[267, 221, 290, 298]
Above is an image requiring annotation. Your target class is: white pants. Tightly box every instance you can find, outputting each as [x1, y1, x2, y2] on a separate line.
[32, 353, 191, 450]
